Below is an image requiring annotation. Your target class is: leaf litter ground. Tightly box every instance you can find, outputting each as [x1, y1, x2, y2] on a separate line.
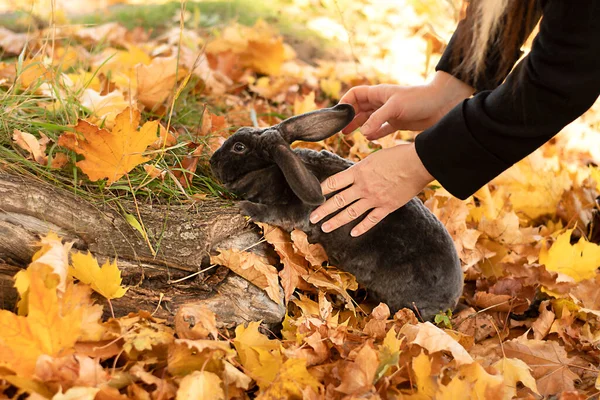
[2, 0, 600, 399]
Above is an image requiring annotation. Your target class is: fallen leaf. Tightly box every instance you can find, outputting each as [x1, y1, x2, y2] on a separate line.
[69, 251, 128, 300]
[211, 248, 282, 305]
[136, 56, 181, 109]
[336, 342, 379, 395]
[206, 20, 287, 76]
[58, 107, 159, 185]
[176, 371, 224, 400]
[401, 322, 473, 366]
[492, 357, 539, 400]
[79, 88, 129, 128]
[290, 229, 328, 266]
[503, 336, 580, 396]
[13, 129, 50, 165]
[257, 223, 309, 303]
[539, 228, 600, 283]
[175, 304, 218, 340]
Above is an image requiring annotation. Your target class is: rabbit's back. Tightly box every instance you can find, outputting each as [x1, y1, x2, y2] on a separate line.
[297, 148, 463, 320]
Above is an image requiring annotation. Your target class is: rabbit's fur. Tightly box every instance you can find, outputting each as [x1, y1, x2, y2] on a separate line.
[210, 104, 463, 320]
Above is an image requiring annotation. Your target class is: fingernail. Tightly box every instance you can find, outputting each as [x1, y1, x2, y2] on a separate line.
[310, 213, 319, 224]
[351, 229, 360, 237]
[322, 223, 331, 233]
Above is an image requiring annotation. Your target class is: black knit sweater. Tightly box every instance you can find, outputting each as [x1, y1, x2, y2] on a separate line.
[414, 0, 600, 200]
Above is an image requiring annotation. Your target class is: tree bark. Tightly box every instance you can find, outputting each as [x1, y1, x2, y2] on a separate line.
[0, 171, 285, 327]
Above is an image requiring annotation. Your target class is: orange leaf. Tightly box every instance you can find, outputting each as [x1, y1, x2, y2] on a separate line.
[210, 248, 282, 305]
[58, 107, 159, 185]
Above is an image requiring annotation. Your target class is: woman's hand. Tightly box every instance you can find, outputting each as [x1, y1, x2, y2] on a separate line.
[339, 71, 474, 140]
[309, 143, 434, 237]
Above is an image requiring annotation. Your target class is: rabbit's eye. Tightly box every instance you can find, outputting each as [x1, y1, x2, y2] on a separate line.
[232, 142, 247, 153]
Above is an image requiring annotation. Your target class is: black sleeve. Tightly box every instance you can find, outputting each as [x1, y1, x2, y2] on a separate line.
[415, 0, 600, 200]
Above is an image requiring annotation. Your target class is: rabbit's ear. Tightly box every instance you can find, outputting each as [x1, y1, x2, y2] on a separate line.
[277, 103, 355, 143]
[272, 144, 325, 205]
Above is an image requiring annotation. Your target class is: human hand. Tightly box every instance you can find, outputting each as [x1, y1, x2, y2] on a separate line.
[309, 143, 434, 237]
[339, 71, 474, 140]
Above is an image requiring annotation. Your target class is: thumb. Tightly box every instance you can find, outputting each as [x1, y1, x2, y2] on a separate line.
[361, 101, 396, 138]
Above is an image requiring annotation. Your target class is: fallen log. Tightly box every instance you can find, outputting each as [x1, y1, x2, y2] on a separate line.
[0, 170, 285, 327]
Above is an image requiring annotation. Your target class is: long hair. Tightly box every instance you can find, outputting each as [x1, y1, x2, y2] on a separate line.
[451, 0, 541, 87]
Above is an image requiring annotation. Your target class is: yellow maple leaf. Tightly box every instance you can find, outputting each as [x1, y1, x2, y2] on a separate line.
[234, 321, 320, 397]
[408, 350, 437, 399]
[69, 251, 128, 299]
[14, 232, 73, 315]
[205, 20, 287, 76]
[493, 152, 571, 220]
[293, 91, 317, 116]
[57, 107, 159, 185]
[539, 228, 600, 283]
[0, 266, 88, 377]
[590, 166, 600, 193]
[176, 371, 225, 400]
[256, 357, 321, 399]
[438, 362, 504, 400]
[492, 357, 539, 400]
[211, 248, 282, 305]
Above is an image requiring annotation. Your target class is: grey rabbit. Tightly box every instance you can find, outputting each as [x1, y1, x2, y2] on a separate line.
[209, 104, 463, 320]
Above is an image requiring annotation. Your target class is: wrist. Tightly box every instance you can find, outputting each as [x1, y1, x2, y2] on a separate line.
[428, 71, 474, 113]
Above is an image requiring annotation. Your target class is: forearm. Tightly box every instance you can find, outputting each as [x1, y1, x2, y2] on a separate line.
[415, 0, 600, 200]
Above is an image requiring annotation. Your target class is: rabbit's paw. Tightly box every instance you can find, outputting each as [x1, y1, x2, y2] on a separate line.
[239, 201, 270, 222]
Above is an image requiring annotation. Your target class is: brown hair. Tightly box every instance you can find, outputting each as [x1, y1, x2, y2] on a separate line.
[450, 0, 541, 88]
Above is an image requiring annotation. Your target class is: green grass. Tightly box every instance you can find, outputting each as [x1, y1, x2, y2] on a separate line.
[0, 0, 350, 211]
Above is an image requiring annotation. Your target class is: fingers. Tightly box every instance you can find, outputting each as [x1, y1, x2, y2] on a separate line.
[350, 208, 390, 237]
[361, 101, 396, 138]
[320, 168, 355, 196]
[366, 122, 398, 140]
[342, 111, 373, 135]
[320, 199, 373, 233]
[310, 182, 362, 224]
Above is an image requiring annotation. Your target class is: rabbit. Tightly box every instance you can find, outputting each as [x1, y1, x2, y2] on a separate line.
[209, 103, 463, 321]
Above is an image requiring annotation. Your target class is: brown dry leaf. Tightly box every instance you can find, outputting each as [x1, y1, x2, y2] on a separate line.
[532, 301, 555, 340]
[13, 129, 50, 165]
[290, 229, 328, 266]
[136, 56, 181, 109]
[303, 269, 358, 311]
[335, 342, 379, 396]
[58, 107, 159, 185]
[175, 304, 218, 340]
[401, 322, 473, 366]
[503, 335, 581, 396]
[211, 248, 282, 305]
[257, 223, 309, 303]
[0, 27, 28, 55]
[425, 195, 484, 268]
[35, 354, 108, 388]
[75, 22, 128, 45]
